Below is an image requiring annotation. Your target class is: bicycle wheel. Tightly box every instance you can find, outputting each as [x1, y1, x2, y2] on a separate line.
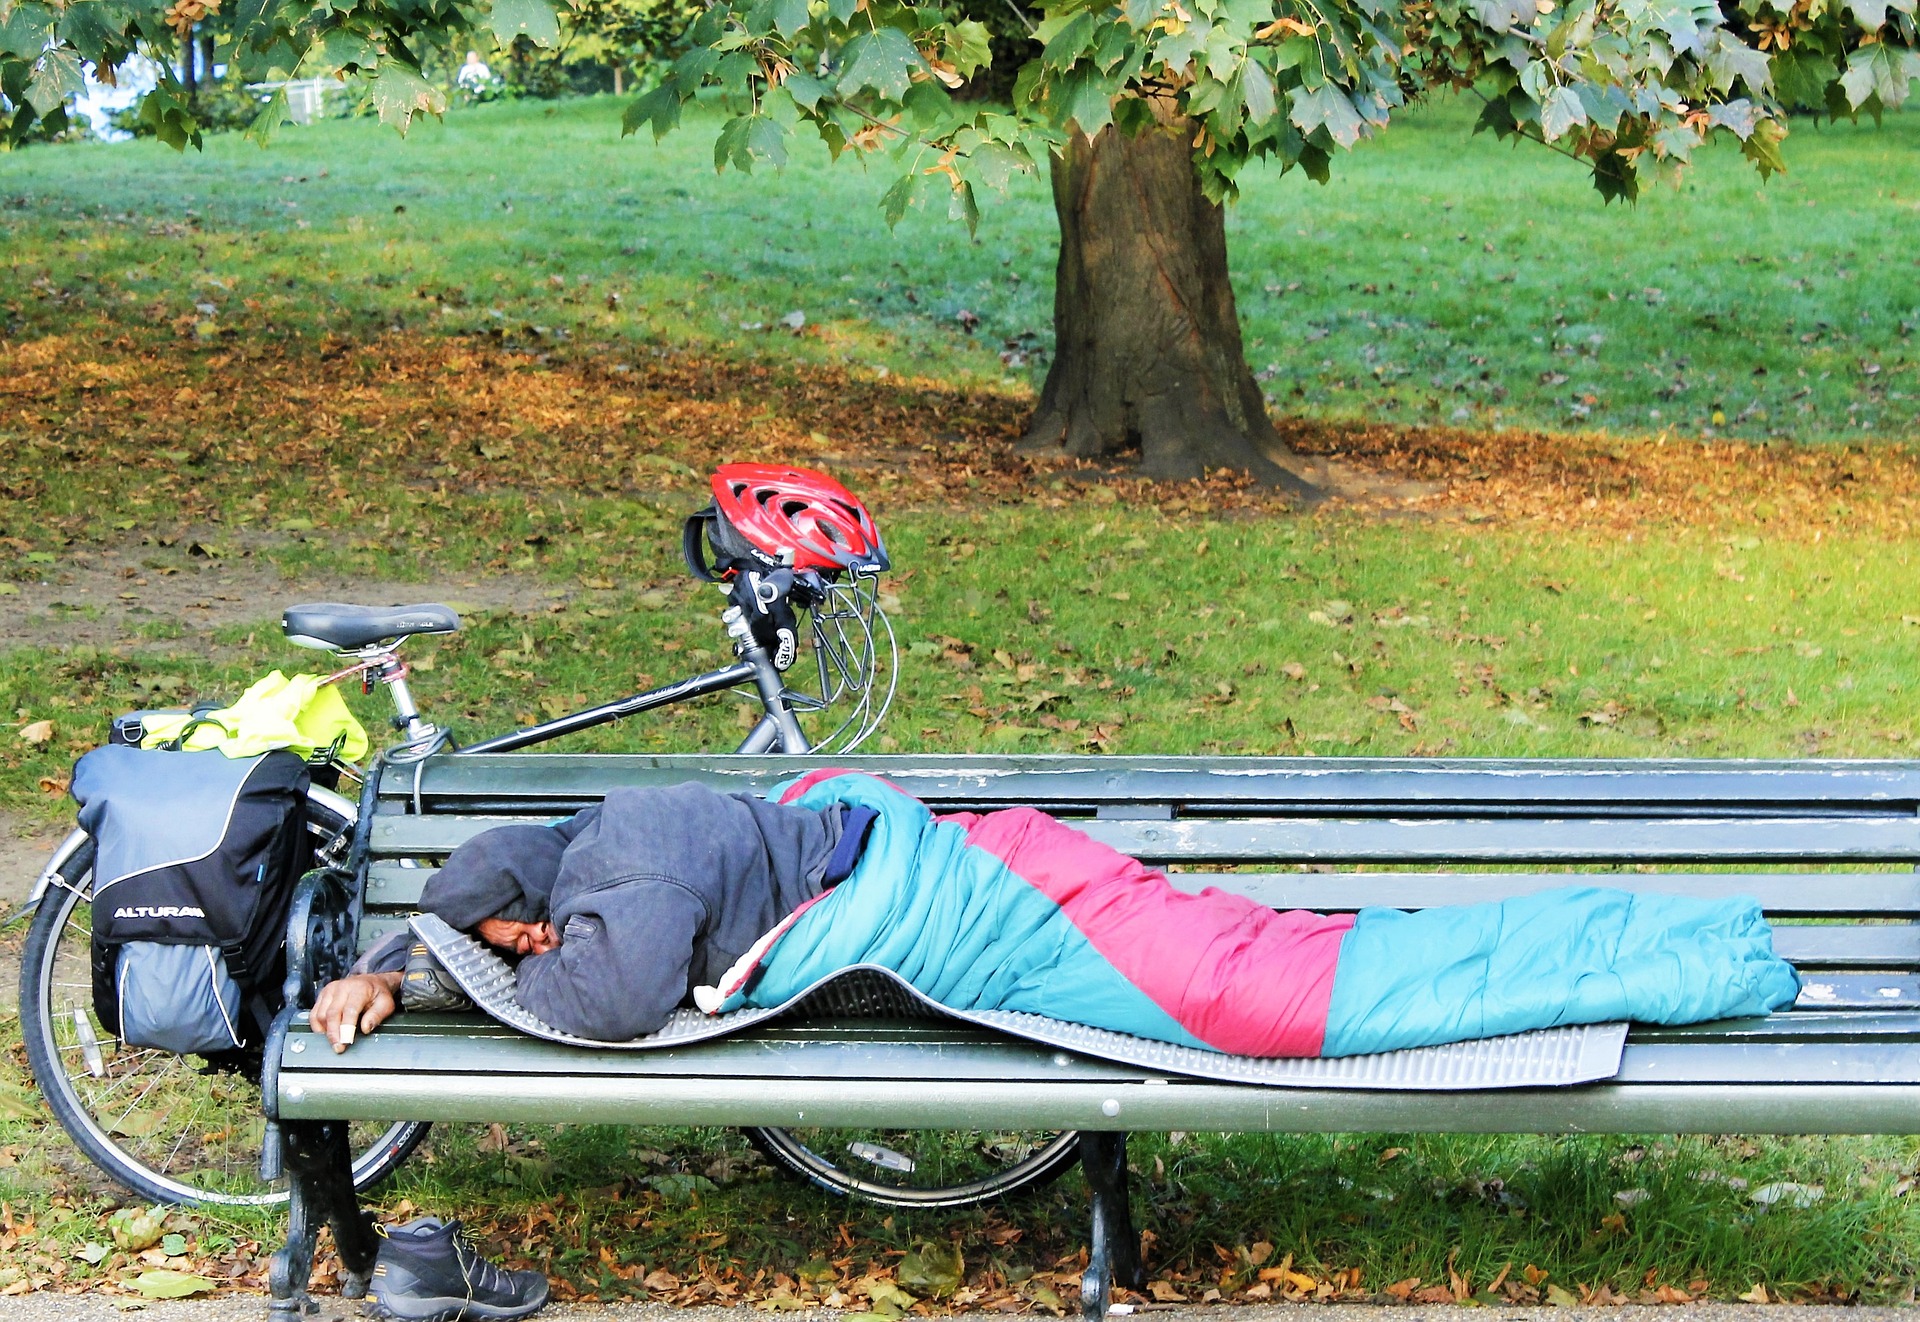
[19, 824, 430, 1207]
[744, 1125, 1081, 1207]
[736, 716, 1078, 1208]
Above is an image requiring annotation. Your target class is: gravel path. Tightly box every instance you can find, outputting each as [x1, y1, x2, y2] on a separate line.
[0, 1301, 1900, 1322]
[0, 528, 557, 653]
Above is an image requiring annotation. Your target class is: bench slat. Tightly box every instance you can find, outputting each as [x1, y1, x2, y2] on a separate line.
[361, 863, 1920, 916]
[1795, 973, 1920, 1007]
[275, 1069, 1920, 1133]
[1615, 1041, 1920, 1084]
[1168, 873, 1920, 915]
[381, 754, 1920, 810]
[1768, 925, 1920, 968]
[1630, 1010, 1920, 1039]
[354, 916, 410, 953]
[367, 812, 1920, 864]
[1089, 817, 1920, 863]
[278, 1020, 1920, 1112]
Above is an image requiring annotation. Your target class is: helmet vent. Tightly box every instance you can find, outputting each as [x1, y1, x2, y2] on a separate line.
[706, 463, 890, 576]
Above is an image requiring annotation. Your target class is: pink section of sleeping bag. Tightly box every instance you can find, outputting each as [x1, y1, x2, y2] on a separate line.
[945, 806, 1355, 1057]
[777, 767, 872, 804]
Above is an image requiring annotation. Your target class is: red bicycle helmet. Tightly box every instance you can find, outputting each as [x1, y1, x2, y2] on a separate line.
[688, 464, 889, 578]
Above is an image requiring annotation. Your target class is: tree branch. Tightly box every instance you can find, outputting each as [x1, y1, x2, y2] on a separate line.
[1467, 86, 1590, 165]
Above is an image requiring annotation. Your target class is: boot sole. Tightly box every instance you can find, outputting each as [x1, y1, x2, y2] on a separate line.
[364, 1281, 550, 1322]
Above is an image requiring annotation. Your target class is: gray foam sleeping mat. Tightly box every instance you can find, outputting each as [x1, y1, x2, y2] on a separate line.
[409, 913, 1628, 1091]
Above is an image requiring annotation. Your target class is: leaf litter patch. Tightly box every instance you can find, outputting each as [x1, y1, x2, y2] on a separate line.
[5, 328, 1919, 544]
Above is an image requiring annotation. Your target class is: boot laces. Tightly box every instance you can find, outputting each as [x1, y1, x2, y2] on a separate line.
[449, 1224, 515, 1299]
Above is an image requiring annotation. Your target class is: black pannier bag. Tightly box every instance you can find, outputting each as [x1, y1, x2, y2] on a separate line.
[70, 745, 312, 1056]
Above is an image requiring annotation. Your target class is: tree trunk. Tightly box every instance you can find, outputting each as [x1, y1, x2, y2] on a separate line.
[613, 66, 624, 95]
[200, 34, 217, 82]
[1018, 110, 1321, 497]
[182, 28, 198, 98]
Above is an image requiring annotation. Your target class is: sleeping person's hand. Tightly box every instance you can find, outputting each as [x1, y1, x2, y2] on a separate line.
[311, 972, 403, 1053]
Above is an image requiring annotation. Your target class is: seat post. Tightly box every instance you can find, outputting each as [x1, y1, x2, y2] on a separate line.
[372, 652, 438, 747]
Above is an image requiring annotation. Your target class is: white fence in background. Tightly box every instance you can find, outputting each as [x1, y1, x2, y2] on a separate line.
[246, 78, 332, 123]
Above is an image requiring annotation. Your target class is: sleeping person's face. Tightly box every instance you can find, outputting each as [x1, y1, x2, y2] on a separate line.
[476, 917, 560, 956]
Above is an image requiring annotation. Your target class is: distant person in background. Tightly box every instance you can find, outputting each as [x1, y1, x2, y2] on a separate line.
[456, 51, 494, 97]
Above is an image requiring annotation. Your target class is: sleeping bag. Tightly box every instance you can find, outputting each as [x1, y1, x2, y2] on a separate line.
[701, 769, 1801, 1057]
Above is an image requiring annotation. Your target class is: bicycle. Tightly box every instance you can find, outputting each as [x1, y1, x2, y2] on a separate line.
[20, 467, 1079, 1210]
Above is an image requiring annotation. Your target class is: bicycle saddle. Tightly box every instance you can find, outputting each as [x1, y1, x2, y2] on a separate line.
[282, 602, 461, 651]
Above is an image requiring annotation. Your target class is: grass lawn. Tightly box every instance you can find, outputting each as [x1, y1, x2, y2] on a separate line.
[0, 96, 1915, 441]
[0, 95, 1919, 1307]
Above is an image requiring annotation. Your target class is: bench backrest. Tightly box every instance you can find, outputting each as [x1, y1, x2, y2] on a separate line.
[355, 755, 1920, 1006]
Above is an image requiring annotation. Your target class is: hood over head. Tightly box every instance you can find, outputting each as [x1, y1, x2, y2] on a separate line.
[419, 822, 570, 929]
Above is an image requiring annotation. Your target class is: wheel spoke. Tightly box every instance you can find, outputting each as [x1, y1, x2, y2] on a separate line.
[71, 1047, 169, 1099]
[749, 1126, 1080, 1206]
[25, 832, 424, 1205]
[106, 1072, 169, 1137]
[157, 1113, 198, 1175]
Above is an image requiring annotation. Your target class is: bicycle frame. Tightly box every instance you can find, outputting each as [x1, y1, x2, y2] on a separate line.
[18, 597, 811, 914]
[462, 607, 809, 757]
[383, 596, 811, 759]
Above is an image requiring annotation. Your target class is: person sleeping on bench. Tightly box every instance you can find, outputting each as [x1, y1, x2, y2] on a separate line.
[316, 769, 1801, 1322]
[313, 769, 1800, 1058]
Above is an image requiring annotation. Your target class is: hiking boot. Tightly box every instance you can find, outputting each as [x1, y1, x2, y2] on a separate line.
[367, 1217, 548, 1322]
[400, 943, 474, 1014]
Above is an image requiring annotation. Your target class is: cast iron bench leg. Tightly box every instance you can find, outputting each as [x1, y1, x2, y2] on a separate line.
[268, 1120, 380, 1318]
[1078, 1132, 1142, 1322]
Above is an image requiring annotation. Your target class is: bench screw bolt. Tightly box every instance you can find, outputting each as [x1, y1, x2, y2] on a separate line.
[1101, 1099, 1121, 1117]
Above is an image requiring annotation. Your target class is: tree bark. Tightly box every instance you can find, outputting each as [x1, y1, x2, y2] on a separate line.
[1018, 110, 1321, 497]
[182, 28, 198, 98]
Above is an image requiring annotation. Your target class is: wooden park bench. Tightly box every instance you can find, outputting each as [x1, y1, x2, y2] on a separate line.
[263, 754, 1920, 1320]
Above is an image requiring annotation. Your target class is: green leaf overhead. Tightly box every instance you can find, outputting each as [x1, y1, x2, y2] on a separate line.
[622, 79, 683, 138]
[1841, 43, 1920, 106]
[1289, 84, 1365, 147]
[23, 46, 85, 114]
[837, 26, 925, 99]
[3, 0, 1912, 214]
[365, 64, 448, 132]
[770, 0, 808, 39]
[1538, 85, 1587, 140]
[487, 0, 561, 46]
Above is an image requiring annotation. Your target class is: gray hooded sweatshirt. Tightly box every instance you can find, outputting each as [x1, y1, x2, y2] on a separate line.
[368, 783, 844, 1040]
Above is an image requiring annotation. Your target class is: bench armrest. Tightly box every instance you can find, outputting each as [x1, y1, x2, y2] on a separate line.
[263, 866, 358, 1130]
[281, 866, 360, 1012]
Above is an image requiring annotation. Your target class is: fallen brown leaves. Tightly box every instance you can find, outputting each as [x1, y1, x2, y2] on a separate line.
[0, 1185, 1858, 1311]
[1282, 415, 1920, 537]
[0, 329, 1059, 527]
[6, 326, 1919, 538]
[0, 1197, 270, 1300]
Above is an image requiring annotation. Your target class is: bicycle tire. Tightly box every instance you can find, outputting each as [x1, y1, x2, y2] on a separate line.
[733, 712, 1079, 1208]
[743, 1125, 1081, 1207]
[19, 818, 431, 1207]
